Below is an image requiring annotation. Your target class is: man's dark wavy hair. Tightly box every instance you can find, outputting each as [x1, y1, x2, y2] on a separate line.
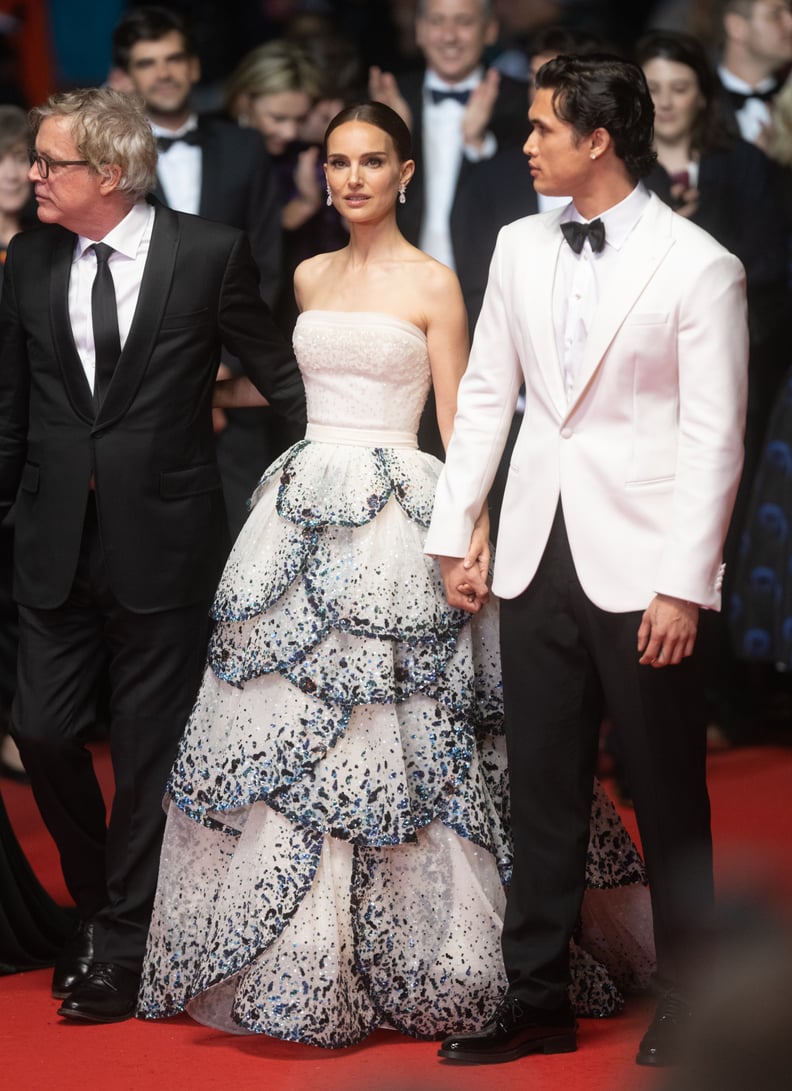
[535, 53, 658, 181]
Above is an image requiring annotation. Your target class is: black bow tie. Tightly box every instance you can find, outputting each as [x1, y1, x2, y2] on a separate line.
[724, 83, 778, 110]
[156, 130, 202, 152]
[561, 218, 606, 254]
[429, 88, 471, 106]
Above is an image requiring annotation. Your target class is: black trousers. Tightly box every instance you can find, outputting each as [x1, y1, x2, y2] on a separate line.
[11, 497, 210, 970]
[500, 505, 713, 1008]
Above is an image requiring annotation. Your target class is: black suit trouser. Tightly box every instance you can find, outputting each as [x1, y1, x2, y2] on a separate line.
[11, 496, 211, 971]
[499, 505, 713, 1008]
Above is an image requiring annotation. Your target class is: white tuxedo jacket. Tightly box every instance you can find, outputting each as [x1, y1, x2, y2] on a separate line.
[425, 193, 748, 612]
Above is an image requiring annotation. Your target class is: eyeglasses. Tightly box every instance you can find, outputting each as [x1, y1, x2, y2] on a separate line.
[28, 150, 89, 179]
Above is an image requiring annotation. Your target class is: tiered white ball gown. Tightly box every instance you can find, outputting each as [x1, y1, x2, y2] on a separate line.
[137, 311, 654, 1046]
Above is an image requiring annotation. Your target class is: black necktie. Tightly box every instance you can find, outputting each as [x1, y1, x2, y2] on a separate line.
[561, 219, 606, 254]
[156, 129, 202, 152]
[430, 88, 471, 106]
[91, 243, 121, 407]
[725, 84, 778, 110]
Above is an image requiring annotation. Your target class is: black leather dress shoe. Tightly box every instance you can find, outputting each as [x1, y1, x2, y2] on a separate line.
[636, 991, 691, 1066]
[438, 995, 577, 1064]
[57, 962, 141, 1024]
[51, 920, 95, 999]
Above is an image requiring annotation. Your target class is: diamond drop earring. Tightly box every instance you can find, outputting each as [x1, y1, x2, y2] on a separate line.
[326, 185, 333, 207]
[398, 183, 406, 205]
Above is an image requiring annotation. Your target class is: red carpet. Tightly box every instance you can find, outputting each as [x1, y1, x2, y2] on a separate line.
[2, 743, 791, 1091]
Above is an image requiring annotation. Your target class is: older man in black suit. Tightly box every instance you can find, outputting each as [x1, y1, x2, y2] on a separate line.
[0, 86, 305, 1023]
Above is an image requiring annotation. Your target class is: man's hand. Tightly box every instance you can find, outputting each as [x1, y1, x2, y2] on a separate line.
[438, 554, 490, 614]
[461, 67, 500, 150]
[368, 66, 412, 130]
[637, 594, 699, 667]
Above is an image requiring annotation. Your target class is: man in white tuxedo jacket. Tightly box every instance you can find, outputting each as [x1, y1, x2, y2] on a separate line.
[426, 55, 748, 1068]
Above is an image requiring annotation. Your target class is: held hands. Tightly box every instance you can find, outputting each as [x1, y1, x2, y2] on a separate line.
[462, 67, 500, 150]
[368, 66, 412, 130]
[438, 509, 491, 614]
[637, 593, 699, 668]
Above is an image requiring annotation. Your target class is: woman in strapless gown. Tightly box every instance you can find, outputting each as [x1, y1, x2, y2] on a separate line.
[137, 103, 653, 1047]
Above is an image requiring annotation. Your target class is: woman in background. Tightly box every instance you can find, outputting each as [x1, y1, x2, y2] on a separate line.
[225, 39, 348, 333]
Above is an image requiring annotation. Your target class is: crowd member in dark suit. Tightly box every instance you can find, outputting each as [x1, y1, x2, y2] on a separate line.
[112, 5, 287, 536]
[369, 0, 529, 456]
[638, 28, 792, 738]
[0, 86, 305, 1023]
[715, 0, 792, 145]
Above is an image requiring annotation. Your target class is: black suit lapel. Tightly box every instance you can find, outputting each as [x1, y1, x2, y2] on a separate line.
[49, 230, 94, 422]
[93, 201, 179, 430]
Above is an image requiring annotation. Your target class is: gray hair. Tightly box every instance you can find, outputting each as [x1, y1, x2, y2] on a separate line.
[30, 87, 157, 201]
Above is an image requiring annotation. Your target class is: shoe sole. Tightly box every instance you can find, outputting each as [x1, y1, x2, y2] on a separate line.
[57, 1005, 136, 1024]
[438, 1032, 577, 1064]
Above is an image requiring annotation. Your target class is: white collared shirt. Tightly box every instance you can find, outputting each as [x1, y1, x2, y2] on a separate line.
[420, 67, 496, 268]
[151, 114, 201, 215]
[718, 65, 776, 144]
[69, 201, 155, 393]
[553, 184, 651, 402]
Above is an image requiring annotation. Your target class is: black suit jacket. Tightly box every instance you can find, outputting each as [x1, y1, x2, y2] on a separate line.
[0, 201, 305, 613]
[153, 116, 282, 307]
[453, 146, 539, 328]
[394, 69, 530, 272]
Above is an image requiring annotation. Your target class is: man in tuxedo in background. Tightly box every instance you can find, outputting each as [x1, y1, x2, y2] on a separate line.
[716, 0, 792, 143]
[369, 0, 528, 455]
[113, 5, 288, 535]
[0, 87, 305, 1023]
[426, 55, 747, 1067]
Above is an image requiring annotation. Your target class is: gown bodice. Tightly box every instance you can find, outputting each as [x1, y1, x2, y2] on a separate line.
[293, 311, 431, 437]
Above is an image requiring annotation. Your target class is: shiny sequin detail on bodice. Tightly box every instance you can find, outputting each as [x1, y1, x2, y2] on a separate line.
[138, 312, 654, 1046]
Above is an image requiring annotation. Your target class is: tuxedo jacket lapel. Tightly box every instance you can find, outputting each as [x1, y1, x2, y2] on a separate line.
[94, 202, 179, 430]
[49, 231, 94, 422]
[568, 196, 674, 417]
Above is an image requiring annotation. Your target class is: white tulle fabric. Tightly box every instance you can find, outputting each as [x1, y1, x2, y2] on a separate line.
[138, 312, 654, 1047]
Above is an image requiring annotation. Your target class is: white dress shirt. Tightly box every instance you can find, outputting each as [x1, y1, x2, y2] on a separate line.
[554, 184, 651, 403]
[420, 68, 496, 268]
[718, 65, 776, 145]
[69, 201, 155, 393]
[151, 114, 202, 215]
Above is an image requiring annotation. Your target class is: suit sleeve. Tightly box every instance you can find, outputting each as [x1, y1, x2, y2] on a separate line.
[656, 248, 748, 604]
[217, 231, 306, 437]
[244, 135, 282, 309]
[0, 239, 30, 519]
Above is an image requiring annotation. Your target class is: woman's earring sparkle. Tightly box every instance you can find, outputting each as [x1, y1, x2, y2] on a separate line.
[326, 185, 333, 207]
[398, 183, 406, 205]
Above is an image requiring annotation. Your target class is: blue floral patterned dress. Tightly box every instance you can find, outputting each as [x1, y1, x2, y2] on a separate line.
[137, 311, 653, 1046]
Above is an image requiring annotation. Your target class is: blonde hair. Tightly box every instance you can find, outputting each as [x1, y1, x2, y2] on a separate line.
[225, 40, 322, 120]
[766, 77, 792, 166]
[31, 87, 157, 200]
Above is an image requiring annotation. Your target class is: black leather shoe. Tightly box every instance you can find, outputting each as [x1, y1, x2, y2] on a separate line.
[51, 920, 95, 999]
[57, 962, 140, 1024]
[636, 991, 691, 1067]
[438, 995, 577, 1064]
